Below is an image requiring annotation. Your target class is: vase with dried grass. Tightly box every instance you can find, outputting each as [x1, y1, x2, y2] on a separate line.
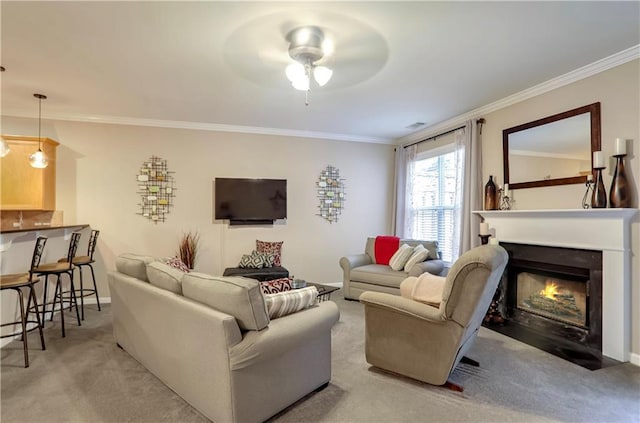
[178, 231, 200, 270]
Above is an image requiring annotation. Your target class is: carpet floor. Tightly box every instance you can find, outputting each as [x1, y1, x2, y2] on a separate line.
[2, 291, 639, 423]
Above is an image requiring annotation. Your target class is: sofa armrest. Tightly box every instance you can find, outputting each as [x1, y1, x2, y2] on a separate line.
[409, 259, 445, 277]
[230, 300, 340, 370]
[339, 253, 372, 272]
[359, 291, 445, 323]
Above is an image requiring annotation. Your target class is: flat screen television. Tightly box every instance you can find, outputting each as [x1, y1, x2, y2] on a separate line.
[214, 178, 287, 224]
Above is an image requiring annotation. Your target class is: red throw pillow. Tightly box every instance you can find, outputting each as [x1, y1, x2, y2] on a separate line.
[260, 278, 292, 294]
[256, 240, 283, 267]
[374, 236, 400, 265]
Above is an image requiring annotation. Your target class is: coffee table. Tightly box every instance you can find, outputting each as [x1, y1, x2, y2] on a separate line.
[302, 282, 339, 302]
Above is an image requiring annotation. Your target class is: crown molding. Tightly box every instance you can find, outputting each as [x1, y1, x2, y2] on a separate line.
[395, 44, 640, 145]
[2, 111, 393, 145]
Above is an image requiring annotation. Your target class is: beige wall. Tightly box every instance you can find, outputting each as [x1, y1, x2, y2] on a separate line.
[0, 118, 395, 307]
[481, 59, 640, 356]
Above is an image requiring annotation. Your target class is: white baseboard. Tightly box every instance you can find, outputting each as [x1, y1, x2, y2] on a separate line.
[630, 352, 640, 367]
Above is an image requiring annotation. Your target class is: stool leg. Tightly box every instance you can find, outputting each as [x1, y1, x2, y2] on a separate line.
[42, 275, 49, 326]
[30, 284, 46, 351]
[50, 275, 60, 322]
[89, 264, 101, 312]
[54, 276, 65, 337]
[22, 286, 33, 342]
[68, 271, 81, 326]
[78, 266, 85, 320]
[15, 288, 29, 368]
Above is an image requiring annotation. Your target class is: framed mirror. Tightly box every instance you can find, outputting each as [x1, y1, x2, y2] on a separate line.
[503, 102, 600, 190]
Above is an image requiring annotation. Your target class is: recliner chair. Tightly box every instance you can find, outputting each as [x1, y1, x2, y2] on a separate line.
[359, 244, 508, 391]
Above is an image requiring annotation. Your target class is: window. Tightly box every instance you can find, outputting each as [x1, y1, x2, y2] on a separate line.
[407, 144, 459, 263]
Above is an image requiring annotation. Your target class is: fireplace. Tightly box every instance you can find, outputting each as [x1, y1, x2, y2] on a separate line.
[473, 208, 637, 365]
[486, 242, 612, 370]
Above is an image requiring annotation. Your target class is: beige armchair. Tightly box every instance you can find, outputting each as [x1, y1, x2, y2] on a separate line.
[359, 244, 508, 391]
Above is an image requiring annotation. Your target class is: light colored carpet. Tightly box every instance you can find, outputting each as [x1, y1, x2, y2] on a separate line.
[2, 291, 639, 423]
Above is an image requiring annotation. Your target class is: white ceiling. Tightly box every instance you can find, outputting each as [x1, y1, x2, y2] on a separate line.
[1, 1, 638, 144]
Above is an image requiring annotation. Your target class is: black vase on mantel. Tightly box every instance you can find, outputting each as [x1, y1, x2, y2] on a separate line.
[591, 169, 607, 208]
[610, 154, 631, 208]
[484, 175, 499, 211]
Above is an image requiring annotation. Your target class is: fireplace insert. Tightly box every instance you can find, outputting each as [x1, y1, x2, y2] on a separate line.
[485, 242, 614, 370]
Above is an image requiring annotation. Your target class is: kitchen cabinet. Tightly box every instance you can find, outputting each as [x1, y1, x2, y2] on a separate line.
[1, 135, 58, 210]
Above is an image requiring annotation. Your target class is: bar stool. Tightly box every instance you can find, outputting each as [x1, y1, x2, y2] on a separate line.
[0, 236, 47, 367]
[58, 229, 100, 320]
[33, 232, 82, 337]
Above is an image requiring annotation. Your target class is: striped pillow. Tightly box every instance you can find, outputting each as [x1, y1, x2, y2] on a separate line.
[389, 243, 413, 271]
[404, 245, 430, 272]
[264, 286, 318, 319]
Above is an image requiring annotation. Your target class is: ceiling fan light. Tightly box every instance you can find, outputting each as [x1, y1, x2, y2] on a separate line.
[291, 74, 310, 91]
[321, 39, 334, 56]
[314, 66, 333, 86]
[0, 139, 10, 157]
[29, 149, 48, 168]
[285, 62, 305, 82]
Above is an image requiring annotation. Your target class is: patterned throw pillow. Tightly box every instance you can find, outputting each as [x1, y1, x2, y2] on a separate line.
[264, 286, 318, 319]
[403, 245, 430, 272]
[257, 252, 276, 267]
[164, 256, 191, 272]
[260, 277, 292, 294]
[389, 243, 414, 271]
[256, 240, 283, 267]
[238, 252, 265, 268]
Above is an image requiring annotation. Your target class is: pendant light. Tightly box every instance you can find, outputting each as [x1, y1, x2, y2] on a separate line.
[29, 93, 48, 169]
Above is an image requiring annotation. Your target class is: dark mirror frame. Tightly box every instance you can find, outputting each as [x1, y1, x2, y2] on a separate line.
[503, 102, 601, 190]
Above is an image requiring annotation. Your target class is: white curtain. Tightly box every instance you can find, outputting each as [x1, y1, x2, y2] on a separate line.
[393, 144, 417, 238]
[457, 120, 483, 255]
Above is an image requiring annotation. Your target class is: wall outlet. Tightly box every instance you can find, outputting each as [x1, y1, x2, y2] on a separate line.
[12, 222, 21, 227]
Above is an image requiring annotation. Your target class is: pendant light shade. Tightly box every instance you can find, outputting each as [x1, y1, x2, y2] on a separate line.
[29, 93, 48, 169]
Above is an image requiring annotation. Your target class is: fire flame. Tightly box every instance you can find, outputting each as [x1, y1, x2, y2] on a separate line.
[540, 281, 560, 299]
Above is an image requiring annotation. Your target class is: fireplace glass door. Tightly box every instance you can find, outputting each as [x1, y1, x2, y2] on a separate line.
[516, 272, 587, 328]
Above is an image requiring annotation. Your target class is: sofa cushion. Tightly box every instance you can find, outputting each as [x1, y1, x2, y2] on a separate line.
[264, 286, 318, 319]
[389, 244, 413, 271]
[182, 273, 269, 331]
[115, 253, 156, 281]
[350, 264, 408, 289]
[256, 240, 283, 266]
[146, 261, 185, 294]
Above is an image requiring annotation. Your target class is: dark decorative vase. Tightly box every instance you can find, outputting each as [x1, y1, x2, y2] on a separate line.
[484, 175, 498, 210]
[609, 155, 630, 208]
[591, 169, 607, 208]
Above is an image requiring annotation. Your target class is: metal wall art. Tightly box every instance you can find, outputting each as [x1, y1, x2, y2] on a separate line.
[136, 156, 176, 223]
[316, 165, 345, 223]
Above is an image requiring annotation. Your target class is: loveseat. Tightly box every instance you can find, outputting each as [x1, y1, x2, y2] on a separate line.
[340, 237, 445, 300]
[108, 253, 340, 423]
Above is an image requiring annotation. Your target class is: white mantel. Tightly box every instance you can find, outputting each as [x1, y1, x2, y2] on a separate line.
[473, 208, 638, 362]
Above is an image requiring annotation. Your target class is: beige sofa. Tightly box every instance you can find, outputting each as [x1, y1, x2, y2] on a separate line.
[340, 237, 445, 300]
[108, 254, 340, 423]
